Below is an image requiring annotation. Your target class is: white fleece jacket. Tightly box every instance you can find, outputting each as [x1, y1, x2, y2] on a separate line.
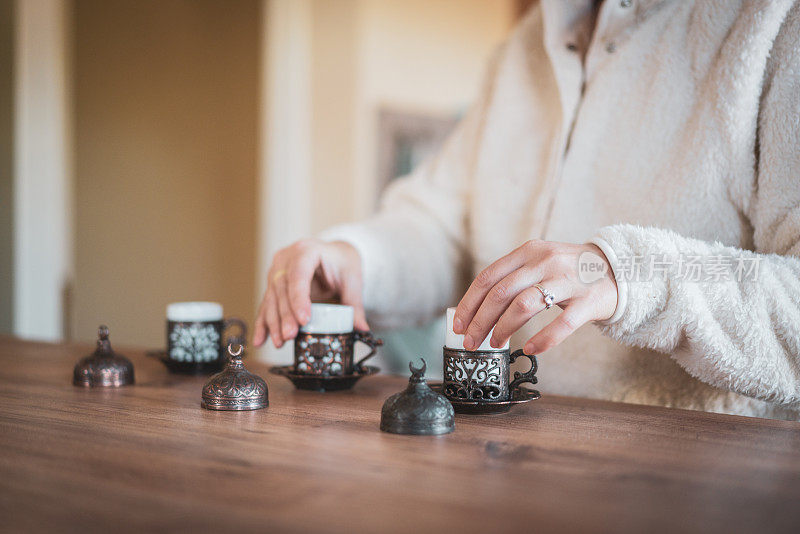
[321, 0, 800, 420]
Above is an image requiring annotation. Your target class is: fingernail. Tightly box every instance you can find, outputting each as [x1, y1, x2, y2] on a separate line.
[524, 343, 535, 354]
[453, 317, 464, 333]
[490, 338, 500, 349]
[463, 334, 474, 350]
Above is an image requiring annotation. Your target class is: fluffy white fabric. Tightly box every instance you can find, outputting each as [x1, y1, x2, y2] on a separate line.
[321, 0, 800, 419]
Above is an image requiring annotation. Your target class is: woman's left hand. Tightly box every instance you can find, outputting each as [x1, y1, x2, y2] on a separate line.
[453, 240, 618, 354]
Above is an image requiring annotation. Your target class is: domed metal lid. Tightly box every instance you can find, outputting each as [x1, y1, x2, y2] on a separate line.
[380, 359, 454, 435]
[201, 341, 268, 411]
[73, 325, 135, 387]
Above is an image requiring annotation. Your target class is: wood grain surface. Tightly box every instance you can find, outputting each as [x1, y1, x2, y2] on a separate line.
[1, 337, 799, 534]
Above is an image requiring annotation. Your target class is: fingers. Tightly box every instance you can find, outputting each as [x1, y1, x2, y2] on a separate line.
[265, 285, 283, 348]
[274, 274, 299, 341]
[286, 248, 319, 325]
[255, 239, 368, 348]
[462, 265, 543, 350]
[263, 241, 319, 347]
[253, 298, 268, 347]
[352, 306, 369, 332]
[340, 273, 369, 331]
[490, 280, 572, 348]
[523, 302, 590, 355]
[453, 242, 533, 334]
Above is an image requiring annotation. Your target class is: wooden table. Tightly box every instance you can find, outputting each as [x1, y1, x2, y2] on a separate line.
[1, 337, 799, 534]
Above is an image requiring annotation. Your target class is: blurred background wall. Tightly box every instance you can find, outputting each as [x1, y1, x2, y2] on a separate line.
[2, 0, 518, 361]
[12, 0, 73, 341]
[73, 0, 259, 347]
[0, 0, 12, 334]
[308, 0, 515, 232]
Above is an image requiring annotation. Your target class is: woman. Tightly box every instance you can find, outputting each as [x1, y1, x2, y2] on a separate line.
[254, 0, 800, 420]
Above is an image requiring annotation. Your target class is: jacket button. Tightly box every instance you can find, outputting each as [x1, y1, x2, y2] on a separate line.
[606, 42, 617, 53]
[620, 0, 632, 7]
[566, 43, 578, 52]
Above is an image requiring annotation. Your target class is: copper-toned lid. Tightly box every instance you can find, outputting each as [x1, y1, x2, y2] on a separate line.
[380, 359, 454, 435]
[201, 342, 268, 411]
[73, 325, 135, 387]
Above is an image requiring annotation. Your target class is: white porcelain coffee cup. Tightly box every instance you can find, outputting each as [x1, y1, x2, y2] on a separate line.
[299, 303, 355, 333]
[294, 303, 381, 376]
[445, 307, 508, 351]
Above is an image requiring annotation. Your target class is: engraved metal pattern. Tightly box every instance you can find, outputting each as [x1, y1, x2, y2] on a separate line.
[293, 331, 382, 376]
[295, 333, 352, 375]
[430, 383, 540, 415]
[73, 325, 134, 388]
[380, 359, 455, 435]
[201, 343, 268, 411]
[442, 348, 539, 405]
[442, 348, 509, 401]
[164, 318, 246, 375]
[169, 323, 220, 362]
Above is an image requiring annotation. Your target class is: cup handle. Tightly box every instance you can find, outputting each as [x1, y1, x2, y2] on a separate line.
[353, 330, 383, 372]
[508, 349, 538, 392]
[223, 317, 248, 347]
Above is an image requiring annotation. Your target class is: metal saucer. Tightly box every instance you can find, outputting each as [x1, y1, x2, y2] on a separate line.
[429, 383, 540, 414]
[146, 350, 224, 375]
[270, 365, 379, 392]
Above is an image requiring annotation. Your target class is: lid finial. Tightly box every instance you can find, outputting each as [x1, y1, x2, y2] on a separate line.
[409, 359, 426, 382]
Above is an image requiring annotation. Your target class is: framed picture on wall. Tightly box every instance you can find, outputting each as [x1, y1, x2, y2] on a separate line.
[375, 107, 460, 200]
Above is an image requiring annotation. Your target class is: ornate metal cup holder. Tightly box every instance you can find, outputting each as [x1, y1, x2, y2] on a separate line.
[270, 364, 379, 392]
[429, 383, 540, 414]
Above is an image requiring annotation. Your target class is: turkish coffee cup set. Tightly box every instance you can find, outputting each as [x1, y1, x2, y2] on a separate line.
[73, 303, 540, 431]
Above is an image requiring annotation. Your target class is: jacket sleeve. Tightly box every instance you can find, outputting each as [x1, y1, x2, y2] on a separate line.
[591, 11, 800, 407]
[319, 53, 503, 330]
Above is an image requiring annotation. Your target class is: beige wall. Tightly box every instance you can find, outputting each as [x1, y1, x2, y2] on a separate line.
[73, 0, 259, 346]
[358, 0, 514, 110]
[0, 0, 12, 333]
[310, 0, 359, 232]
[309, 0, 515, 232]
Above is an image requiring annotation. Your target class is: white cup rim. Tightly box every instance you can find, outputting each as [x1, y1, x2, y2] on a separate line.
[167, 301, 224, 322]
[445, 306, 508, 351]
[299, 303, 355, 334]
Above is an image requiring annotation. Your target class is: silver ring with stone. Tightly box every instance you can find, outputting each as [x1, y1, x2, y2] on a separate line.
[533, 284, 555, 310]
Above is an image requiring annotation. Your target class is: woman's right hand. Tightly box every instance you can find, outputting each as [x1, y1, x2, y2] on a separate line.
[253, 239, 367, 348]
